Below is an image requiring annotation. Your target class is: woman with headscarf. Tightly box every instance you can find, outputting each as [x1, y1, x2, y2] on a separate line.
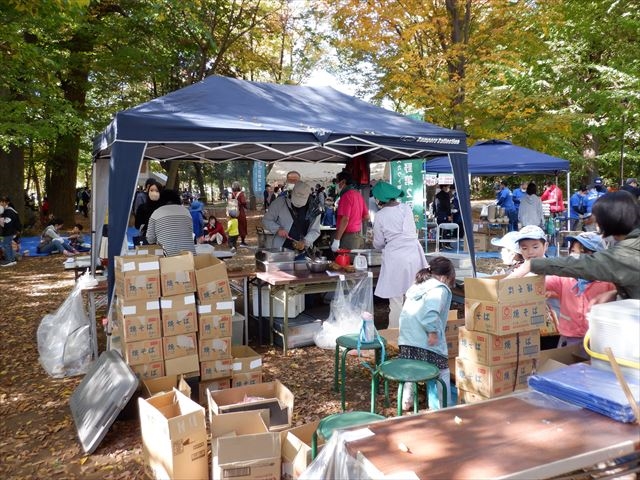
[371, 181, 428, 329]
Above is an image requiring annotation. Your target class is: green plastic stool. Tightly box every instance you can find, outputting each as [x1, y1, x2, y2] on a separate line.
[311, 411, 385, 460]
[373, 358, 447, 416]
[334, 333, 387, 412]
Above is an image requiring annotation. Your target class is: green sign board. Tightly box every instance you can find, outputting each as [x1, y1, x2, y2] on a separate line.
[389, 159, 425, 229]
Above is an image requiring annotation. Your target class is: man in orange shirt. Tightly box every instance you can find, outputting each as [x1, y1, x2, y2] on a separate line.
[331, 170, 369, 251]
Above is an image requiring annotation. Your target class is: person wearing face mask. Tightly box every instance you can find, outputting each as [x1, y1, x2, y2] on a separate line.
[278, 171, 301, 197]
[544, 232, 615, 351]
[134, 180, 162, 245]
[331, 170, 369, 252]
[371, 181, 428, 329]
[508, 191, 640, 301]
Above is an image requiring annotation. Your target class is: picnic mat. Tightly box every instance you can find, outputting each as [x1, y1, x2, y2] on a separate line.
[19, 236, 93, 257]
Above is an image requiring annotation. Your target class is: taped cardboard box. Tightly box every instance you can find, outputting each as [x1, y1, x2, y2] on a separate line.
[130, 361, 165, 380]
[139, 388, 208, 480]
[231, 371, 262, 388]
[200, 358, 234, 381]
[194, 255, 232, 304]
[455, 356, 536, 398]
[458, 327, 540, 366]
[162, 332, 198, 360]
[464, 274, 545, 303]
[280, 421, 323, 480]
[115, 298, 162, 342]
[198, 378, 231, 405]
[123, 338, 164, 366]
[165, 353, 199, 377]
[208, 379, 294, 431]
[160, 293, 198, 335]
[458, 388, 493, 405]
[114, 255, 161, 301]
[198, 336, 232, 362]
[135, 244, 164, 256]
[465, 298, 547, 335]
[197, 300, 234, 317]
[198, 312, 232, 339]
[211, 410, 280, 480]
[159, 252, 196, 296]
[232, 346, 262, 374]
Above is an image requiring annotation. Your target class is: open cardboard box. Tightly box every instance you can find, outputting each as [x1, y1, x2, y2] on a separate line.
[535, 343, 588, 373]
[207, 380, 294, 431]
[280, 420, 323, 480]
[211, 410, 280, 480]
[142, 374, 191, 398]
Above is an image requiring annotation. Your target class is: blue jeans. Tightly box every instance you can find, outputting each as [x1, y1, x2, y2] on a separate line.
[38, 238, 74, 254]
[1, 235, 15, 262]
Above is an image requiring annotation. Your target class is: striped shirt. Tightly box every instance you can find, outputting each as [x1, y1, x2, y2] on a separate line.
[146, 204, 196, 256]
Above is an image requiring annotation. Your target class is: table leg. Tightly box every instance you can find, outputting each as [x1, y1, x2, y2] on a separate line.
[88, 291, 98, 360]
[283, 285, 289, 355]
[242, 276, 249, 345]
[268, 284, 274, 346]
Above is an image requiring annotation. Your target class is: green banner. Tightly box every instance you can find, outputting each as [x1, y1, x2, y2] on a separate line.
[389, 159, 425, 229]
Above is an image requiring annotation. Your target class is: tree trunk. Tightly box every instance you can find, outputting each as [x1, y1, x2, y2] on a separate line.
[194, 163, 206, 201]
[48, 135, 80, 223]
[166, 161, 180, 190]
[0, 144, 25, 219]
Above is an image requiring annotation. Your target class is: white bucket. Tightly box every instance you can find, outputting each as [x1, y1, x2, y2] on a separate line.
[586, 299, 640, 382]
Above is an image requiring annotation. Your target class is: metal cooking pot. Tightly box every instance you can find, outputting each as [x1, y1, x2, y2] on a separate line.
[306, 258, 330, 273]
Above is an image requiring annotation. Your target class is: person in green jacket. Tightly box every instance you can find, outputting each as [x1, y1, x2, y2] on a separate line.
[509, 190, 640, 301]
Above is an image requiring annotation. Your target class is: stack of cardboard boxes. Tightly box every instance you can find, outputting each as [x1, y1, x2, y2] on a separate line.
[471, 222, 503, 252]
[456, 275, 546, 403]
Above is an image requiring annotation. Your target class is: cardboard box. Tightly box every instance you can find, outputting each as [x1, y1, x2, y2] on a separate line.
[231, 371, 262, 388]
[199, 336, 232, 361]
[165, 353, 200, 376]
[458, 327, 540, 366]
[194, 255, 232, 304]
[114, 255, 161, 301]
[472, 233, 490, 252]
[160, 293, 198, 335]
[231, 346, 262, 373]
[198, 378, 231, 405]
[139, 389, 208, 480]
[211, 411, 280, 480]
[458, 388, 492, 404]
[455, 356, 536, 397]
[198, 312, 232, 339]
[162, 332, 198, 360]
[281, 421, 323, 480]
[159, 252, 196, 296]
[123, 338, 164, 366]
[208, 380, 294, 431]
[142, 375, 191, 398]
[116, 298, 162, 342]
[130, 361, 165, 380]
[465, 298, 547, 335]
[197, 300, 234, 316]
[135, 244, 164, 257]
[201, 358, 234, 381]
[464, 274, 545, 303]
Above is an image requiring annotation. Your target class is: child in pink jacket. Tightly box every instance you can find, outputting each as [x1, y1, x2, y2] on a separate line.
[544, 232, 616, 350]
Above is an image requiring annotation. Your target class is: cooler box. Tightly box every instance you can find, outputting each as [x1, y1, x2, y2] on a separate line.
[274, 313, 322, 349]
[251, 286, 305, 318]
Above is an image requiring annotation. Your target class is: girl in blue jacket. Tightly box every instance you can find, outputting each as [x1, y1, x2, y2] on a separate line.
[398, 256, 456, 410]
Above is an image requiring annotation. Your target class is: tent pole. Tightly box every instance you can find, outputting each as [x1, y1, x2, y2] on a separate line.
[566, 171, 571, 230]
[90, 157, 97, 277]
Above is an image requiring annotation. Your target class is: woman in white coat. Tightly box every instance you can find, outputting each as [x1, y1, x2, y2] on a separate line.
[372, 181, 428, 328]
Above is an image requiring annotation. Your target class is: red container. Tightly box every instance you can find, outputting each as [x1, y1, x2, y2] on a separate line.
[335, 249, 351, 267]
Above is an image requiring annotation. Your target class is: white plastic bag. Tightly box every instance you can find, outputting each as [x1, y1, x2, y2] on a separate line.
[37, 274, 94, 378]
[314, 274, 374, 349]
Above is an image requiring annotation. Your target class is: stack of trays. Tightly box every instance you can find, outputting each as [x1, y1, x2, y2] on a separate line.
[528, 363, 640, 423]
[255, 249, 296, 272]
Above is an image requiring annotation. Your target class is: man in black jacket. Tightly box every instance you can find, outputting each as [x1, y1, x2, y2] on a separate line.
[0, 196, 22, 267]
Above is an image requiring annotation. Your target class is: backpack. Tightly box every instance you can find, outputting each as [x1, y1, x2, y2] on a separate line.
[227, 196, 239, 218]
[576, 195, 587, 215]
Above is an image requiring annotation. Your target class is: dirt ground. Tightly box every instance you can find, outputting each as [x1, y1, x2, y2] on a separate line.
[0, 206, 501, 480]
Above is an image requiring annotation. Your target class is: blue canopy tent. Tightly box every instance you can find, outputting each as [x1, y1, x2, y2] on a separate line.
[424, 139, 570, 175]
[92, 76, 472, 299]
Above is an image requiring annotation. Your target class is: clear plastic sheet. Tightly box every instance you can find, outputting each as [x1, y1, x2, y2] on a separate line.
[37, 274, 94, 378]
[314, 274, 374, 350]
[528, 363, 640, 423]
